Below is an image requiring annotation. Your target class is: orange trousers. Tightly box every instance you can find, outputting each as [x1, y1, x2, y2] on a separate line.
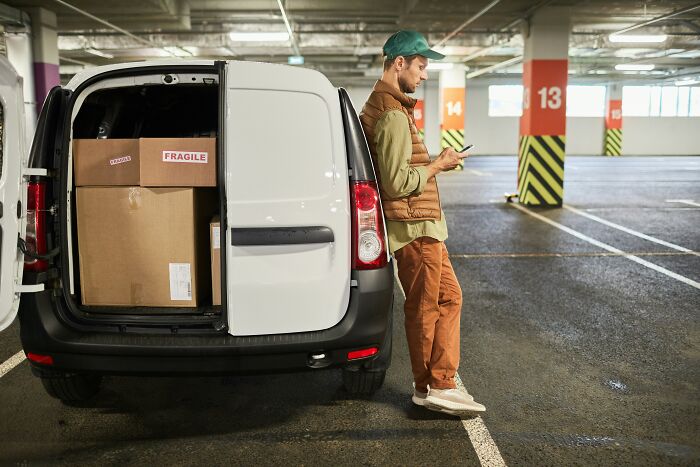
[394, 237, 462, 393]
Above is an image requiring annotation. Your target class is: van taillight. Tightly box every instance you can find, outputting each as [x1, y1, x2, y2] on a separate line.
[351, 181, 388, 270]
[24, 181, 48, 272]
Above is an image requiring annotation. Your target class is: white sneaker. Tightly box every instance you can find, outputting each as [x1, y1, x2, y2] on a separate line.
[425, 388, 486, 413]
[411, 382, 428, 406]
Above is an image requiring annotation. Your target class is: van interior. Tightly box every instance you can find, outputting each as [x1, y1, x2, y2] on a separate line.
[68, 78, 222, 320]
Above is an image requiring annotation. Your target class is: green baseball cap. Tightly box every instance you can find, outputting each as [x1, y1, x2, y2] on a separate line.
[383, 30, 445, 60]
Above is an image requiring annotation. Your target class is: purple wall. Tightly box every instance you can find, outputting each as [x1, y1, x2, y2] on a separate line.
[33, 62, 60, 114]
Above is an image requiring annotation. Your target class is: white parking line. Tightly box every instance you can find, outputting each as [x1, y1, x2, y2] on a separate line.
[455, 374, 507, 467]
[466, 169, 493, 176]
[393, 267, 506, 466]
[563, 204, 699, 256]
[0, 351, 26, 378]
[510, 203, 700, 290]
[666, 199, 700, 208]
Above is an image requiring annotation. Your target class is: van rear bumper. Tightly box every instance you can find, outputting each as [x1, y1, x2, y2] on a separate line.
[18, 265, 394, 376]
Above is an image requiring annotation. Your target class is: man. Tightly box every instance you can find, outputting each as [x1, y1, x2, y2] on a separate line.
[360, 30, 485, 415]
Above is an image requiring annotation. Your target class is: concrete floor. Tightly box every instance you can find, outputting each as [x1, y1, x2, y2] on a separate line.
[0, 156, 698, 466]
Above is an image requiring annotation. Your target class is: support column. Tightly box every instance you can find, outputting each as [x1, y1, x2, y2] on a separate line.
[518, 7, 570, 206]
[27, 8, 60, 115]
[415, 98, 425, 139]
[423, 78, 441, 155]
[604, 83, 623, 156]
[439, 65, 466, 152]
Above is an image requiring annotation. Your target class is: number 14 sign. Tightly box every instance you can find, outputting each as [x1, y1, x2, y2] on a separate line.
[442, 87, 465, 130]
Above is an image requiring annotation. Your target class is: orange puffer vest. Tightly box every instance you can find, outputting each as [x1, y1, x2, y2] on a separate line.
[360, 80, 441, 221]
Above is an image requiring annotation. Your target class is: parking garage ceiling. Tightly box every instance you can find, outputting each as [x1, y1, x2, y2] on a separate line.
[2, 0, 700, 86]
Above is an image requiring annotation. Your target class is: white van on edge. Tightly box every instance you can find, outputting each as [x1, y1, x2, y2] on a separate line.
[0, 57, 394, 403]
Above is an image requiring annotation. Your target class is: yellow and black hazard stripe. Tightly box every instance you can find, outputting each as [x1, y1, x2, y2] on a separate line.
[604, 128, 622, 156]
[441, 129, 465, 170]
[518, 135, 566, 206]
[441, 129, 464, 150]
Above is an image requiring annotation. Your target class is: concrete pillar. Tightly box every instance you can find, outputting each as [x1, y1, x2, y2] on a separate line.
[439, 65, 466, 154]
[6, 32, 37, 142]
[604, 83, 623, 156]
[518, 7, 570, 206]
[423, 78, 441, 154]
[27, 7, 59, 115]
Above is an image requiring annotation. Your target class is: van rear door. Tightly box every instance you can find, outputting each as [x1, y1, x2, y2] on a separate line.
[0, 57, 30, 331]
[223, 61, 351, 336]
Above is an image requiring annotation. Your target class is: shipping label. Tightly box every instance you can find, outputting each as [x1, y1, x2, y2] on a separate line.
[169, 263, 192, 301]
[162, 150, 209, 164]
[109, 155, 132, 166]
[213, 226, 220, 249]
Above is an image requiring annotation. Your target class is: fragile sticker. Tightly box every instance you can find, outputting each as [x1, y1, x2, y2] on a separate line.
[169, 263, 192, 301]
[109, 155, 132, 166]
[162, 151, 208, 164]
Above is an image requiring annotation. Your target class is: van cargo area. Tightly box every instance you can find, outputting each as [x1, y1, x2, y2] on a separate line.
[68, 80, 223, 320]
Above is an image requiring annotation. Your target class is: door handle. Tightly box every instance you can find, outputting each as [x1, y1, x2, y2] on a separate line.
[230, 226, 334, 246]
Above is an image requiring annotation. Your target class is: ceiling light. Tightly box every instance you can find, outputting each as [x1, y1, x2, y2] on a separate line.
[675, 78, 700, 86]
[427, 62, 454, 71]
[609, 34, 667, 43]
[615, 64, 655, 71]
[84, 48, 113, 59]
[163, 46, 192, 57]
[229, 32, 289, 42]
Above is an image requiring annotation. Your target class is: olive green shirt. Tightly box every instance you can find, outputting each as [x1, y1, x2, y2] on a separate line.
[374, 110, 448, 254]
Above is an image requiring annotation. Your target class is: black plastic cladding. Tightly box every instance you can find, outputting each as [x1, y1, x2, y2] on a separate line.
[338, 88, 376, 182]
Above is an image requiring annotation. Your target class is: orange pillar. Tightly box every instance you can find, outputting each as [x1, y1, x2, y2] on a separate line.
[604, 84, 623, 156]
[415, 99, 425, 139]
[517, 7, 570, 207]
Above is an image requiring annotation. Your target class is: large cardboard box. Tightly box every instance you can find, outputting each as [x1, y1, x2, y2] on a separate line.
[210, 216, 221, 306]
[73, 139, 140, 186]
[76, 187, 217, 307]
[140, 138, 216, 187]
[73, 137, 216, 187]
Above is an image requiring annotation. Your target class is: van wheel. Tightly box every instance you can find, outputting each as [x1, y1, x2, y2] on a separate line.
[342, 367, 386, 396]
[40, 373, 102, 402]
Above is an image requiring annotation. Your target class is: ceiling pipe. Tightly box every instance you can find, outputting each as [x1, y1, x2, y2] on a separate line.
[432, 0, 502, 49]
[462, 0, 554, 64]
[613, 2, 700, 35]
[52, 0, 179, 57]
[466, 55, 522, 79]
[276, 0, 301, 56]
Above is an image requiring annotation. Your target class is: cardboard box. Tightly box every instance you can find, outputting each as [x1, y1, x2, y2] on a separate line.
[140, 138, 216, 187]
[210, 216, 221, 306]
[76, 187, 217, 307]
[73, 137, 216, 187]
[73, 139, 140, 186]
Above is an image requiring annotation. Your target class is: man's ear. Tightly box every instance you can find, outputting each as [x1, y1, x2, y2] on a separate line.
[394, 56, 405, 71]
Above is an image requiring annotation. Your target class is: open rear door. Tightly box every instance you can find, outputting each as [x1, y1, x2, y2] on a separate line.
[224, 61, 351, 336]
[0, 57, 30, 332]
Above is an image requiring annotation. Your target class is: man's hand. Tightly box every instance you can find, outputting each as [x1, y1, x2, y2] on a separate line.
[426, 147, 468, 178]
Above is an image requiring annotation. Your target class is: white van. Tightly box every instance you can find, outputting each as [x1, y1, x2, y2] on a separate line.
[0, 57, 394, 402]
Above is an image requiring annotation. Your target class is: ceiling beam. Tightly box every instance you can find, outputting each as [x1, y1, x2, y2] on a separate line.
[613, 2, 700, 35]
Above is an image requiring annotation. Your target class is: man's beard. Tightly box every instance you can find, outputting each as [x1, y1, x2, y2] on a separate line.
[398, 75, 416, 94]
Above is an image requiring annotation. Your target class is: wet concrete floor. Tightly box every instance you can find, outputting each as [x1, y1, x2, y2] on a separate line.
[0, 156, 698, 466]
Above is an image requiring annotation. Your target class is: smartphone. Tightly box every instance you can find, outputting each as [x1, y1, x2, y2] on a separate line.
[458, 144, 474, 153]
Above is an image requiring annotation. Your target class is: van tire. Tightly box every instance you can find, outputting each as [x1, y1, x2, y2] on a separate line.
[342, 367, 386, 395]
[40, 373, 102, 402]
